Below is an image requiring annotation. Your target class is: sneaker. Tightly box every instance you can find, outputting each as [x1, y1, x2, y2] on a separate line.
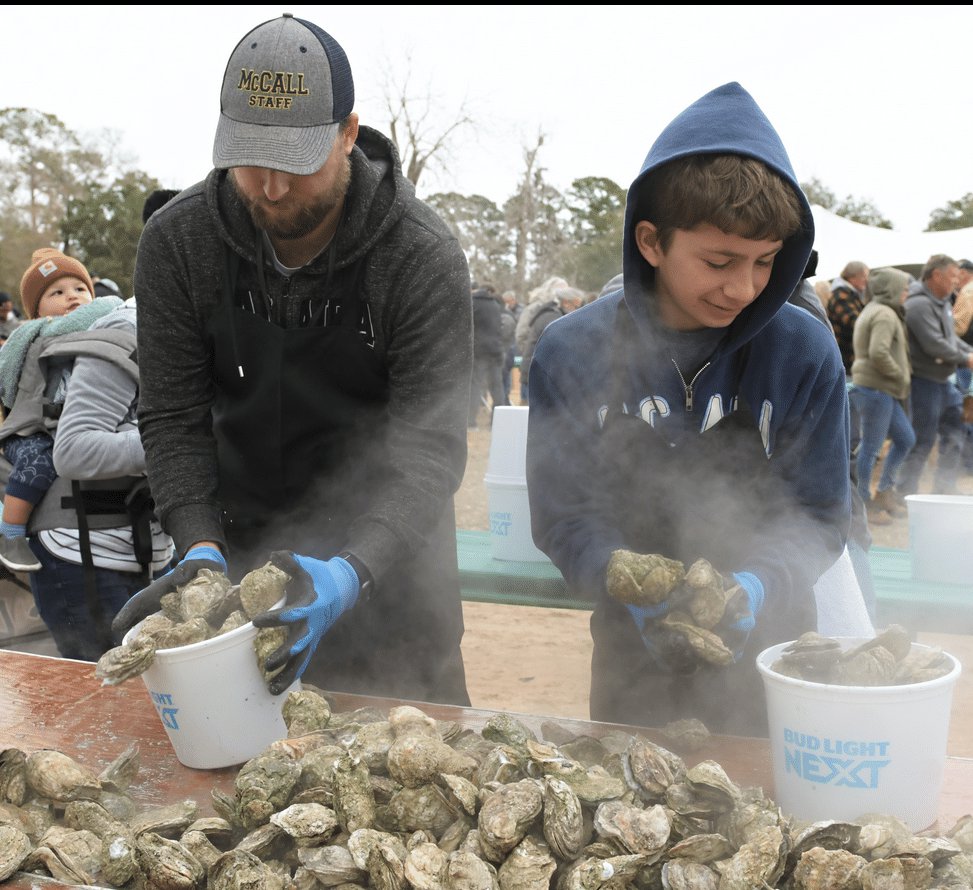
[0, 535, 41, 572]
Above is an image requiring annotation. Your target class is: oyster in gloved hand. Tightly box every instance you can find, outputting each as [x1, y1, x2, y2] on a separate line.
[606, 549, 685, 606]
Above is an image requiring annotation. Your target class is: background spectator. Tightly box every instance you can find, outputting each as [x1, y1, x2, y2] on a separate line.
[469, 282, 507, 428]
[849, 267, 915, 524]
[499, 290, 520, 404]
[0, 293, 21, 348]
[519, 286, 585, 405]
[898, 255, 973, 496]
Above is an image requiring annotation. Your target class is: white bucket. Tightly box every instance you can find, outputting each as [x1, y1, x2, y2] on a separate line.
[484, 405, 548, 562]
[757, 639, 960, 831]
[123, 607, 299, 770]
[905, 494, 973, 586]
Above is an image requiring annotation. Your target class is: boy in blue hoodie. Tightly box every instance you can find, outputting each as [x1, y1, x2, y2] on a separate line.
[525, 83, 851, 736]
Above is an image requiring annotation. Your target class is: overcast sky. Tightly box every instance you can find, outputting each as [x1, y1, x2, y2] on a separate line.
[6, 5, 971, 234]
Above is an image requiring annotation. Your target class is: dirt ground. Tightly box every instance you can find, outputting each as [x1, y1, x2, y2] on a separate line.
[458, 373, 973, 755]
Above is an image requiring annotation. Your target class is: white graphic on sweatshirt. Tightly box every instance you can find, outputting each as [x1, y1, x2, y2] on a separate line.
[598, 394, 774, 456]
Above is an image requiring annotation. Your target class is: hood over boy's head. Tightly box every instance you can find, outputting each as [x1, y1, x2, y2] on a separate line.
[622, 82, 813, 343]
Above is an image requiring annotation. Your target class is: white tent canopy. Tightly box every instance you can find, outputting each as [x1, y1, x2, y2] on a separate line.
[809, 204, 973, 281]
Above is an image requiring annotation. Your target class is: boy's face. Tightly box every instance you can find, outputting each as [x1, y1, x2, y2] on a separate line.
[635, 222, 782, 331]
[37, 275, 93, 317]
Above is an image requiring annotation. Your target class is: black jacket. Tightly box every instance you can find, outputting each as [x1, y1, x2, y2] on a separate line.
[471, 288, 504, 359]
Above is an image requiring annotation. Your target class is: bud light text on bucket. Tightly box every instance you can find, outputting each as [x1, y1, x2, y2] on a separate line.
[783, 727, 891, 788]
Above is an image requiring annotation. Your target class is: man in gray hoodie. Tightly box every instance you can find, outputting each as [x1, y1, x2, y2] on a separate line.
[897, 254, 973, 497]
[113, 14, 473, 706]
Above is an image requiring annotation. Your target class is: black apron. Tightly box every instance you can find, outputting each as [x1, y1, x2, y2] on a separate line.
[206, 246, 469, 706]
[589, 304, 815, 735]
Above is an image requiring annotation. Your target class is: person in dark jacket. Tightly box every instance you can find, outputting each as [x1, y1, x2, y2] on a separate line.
[519, 287, 585, 404]
[897, 255, 973, 497]
[526, 82, 850, 735]
[112, 14, 473, 707]
[469, 283, 507, 427]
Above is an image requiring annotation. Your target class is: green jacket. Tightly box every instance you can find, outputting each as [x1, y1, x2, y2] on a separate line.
[850, 268, 910, 400]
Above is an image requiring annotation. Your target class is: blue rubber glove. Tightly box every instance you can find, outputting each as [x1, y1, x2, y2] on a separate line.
[722, 572, 765, 661]
[624, 601, 697, 673]
[111, 545, 228, 640]
[252, 551, 361, 695]
[624, 601, 672, 646]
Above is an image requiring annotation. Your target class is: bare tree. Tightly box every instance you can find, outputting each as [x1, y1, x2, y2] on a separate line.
[505, 132, 545, 298]
[380, 57, 476, 188]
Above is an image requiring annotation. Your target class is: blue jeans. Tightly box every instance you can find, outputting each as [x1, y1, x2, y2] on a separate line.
[897, 376, 965, 495]
[849, 386, 915, 499]
[28, 537, 165, 662]
[956, 368, 973, 471]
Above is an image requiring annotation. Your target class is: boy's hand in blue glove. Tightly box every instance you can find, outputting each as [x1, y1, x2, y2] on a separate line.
[111, 544, 227, 640]
[625, 601, 702, 674]
[719, 572, 765, 661]
[252, 551, 361, 695]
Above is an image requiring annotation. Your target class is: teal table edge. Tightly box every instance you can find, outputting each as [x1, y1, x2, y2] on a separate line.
[456, 529, 973, 633]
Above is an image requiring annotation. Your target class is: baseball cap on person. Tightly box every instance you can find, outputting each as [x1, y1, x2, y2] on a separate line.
[213, 14, 355, 175]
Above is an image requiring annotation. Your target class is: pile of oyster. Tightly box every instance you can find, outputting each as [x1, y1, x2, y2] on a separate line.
[2, 689, 972, 889]
[94, 563, 291, 686]
[770, 625, 955, 687]
[606, 552, 749, 669]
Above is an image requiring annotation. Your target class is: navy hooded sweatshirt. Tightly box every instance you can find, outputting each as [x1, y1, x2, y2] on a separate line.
[525, 83, 851, 638]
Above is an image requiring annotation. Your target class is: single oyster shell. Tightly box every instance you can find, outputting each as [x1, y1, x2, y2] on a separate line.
[0, 749, 28, 806]
[209, 848, 288, 890]
[235, 753, 302, 831]
[95, 634, 156, 685]
[660, 859, 720, 890]
[592, 800, 670, 858]
[0, 823, 32, 882]
[283, 689, 333, 737]
[477, 779, 543, 863]
[445, 848, 499, 890]
[239, 561, 290, 618]
[269, 802, 340, 847]
[25, 750, 101, 802]
[134, 831, 206, 888]
[606, 550, 685, 606]
[496, 834, 556, 890]
[541, 776, 585, 861]
[178, 568, 233, 619]
[387, 735, 477, 789]
[333, 754, 378, 834]
[404, 840, 449, 890]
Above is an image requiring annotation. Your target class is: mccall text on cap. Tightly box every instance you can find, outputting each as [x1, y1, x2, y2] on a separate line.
[212, 13, 355, 176]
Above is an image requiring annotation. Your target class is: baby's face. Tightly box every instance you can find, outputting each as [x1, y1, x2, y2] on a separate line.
[37, 275, 93, 317]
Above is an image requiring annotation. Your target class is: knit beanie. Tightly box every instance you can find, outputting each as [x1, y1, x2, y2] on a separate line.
[19, 248, 94, 319]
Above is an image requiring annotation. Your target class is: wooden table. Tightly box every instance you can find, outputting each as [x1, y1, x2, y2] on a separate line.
[3, 649, 973, 888]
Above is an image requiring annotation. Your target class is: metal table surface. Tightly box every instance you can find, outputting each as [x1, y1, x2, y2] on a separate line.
[2, 649, 972, 888]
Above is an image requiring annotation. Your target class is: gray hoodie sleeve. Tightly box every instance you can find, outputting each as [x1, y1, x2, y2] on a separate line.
[52, 317, 145, 480]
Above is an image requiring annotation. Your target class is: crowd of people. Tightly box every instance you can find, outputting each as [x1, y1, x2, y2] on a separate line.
[1, 12, 970, 737]
[819, 255, 973, 525]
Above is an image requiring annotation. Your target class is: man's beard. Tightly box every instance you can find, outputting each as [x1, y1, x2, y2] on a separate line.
[232, 154, 351, 241]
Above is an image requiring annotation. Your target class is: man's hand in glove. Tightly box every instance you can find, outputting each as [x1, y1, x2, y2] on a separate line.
[252, 551, 362, 695]
[718, 572, 765, 660]
[111, 544, 227, 640]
